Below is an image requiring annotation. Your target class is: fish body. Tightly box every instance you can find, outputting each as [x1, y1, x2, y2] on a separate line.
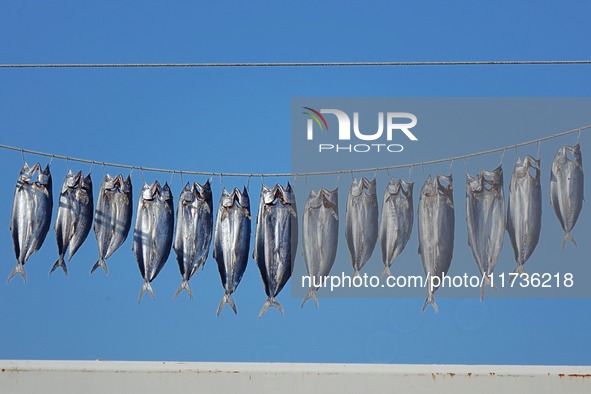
[214, 187, 251, 315]
[549, 144, 584, 250]
[301, 187, 339, 308]
[345, 177, 378, 276]
[132, 181, 174, 302]
[465, 166, 505, 299]
[254, 183, 298, 318]
[173, 180, 213, 299]
[9, 163, 53, 282]
[379, 178, 414, 278]
[52, 171, 94, 275]
[506, 156, 542, 274]
[418, 174, 454, 312]
[92, 174, 133, 275]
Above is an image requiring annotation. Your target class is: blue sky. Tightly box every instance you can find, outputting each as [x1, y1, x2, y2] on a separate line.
[0, 1, 590, 364]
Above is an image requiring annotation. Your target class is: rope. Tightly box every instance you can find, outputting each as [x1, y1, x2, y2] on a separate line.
[2, 124, 589, 178]
[1, 60, 591, 69]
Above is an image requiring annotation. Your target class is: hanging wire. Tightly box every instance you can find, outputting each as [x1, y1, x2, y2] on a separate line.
[0, 123, 589, 178]
[2, 60, 591, 69]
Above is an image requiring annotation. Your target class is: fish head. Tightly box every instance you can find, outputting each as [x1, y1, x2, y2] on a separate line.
[220, 188, 234, 208]
[81, 173, 93, 192]
[421, 175, 436, 197]
[385, 177, 400, 196]
[565, 143, 583, 168]
[179, 182, 196, 204]
[195, 180, 212, 202]
[261, 184, 276, 204]
[121, 174, 133, 194]
[141, 183, 155, 201]
[363, 177, 377, 196]
[160, 182, 173, 202]
[279, 182, 296, 206]
[349, 178, 363, 197]
[103, 174, 115, 189]
[400, 180, 414, 198]
[436, 174, 453, 197]
[481, 165, 503, 192]
[466, 172, 482, 193]
[239, 186, 251, 210]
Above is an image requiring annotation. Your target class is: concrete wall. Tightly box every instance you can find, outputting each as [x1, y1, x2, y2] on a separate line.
[0, 360, 589, 394]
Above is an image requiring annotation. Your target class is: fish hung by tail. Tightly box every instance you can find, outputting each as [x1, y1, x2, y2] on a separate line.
[138, 281, 156, 303]
[301, 288, 319, 308]
[216, 292, 237, 316]
[90, 258, 108, 276]
[513, 263, 526, 275]
[258, 297, 284, 318]
[422, 294, 439, 313]
[562, 231, 577, 251]
[7, 263, 27, 283]
[173, 279, 193, 300]
[50, 257, 68, 276]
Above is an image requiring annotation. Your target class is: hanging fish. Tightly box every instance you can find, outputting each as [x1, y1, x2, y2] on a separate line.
[92, 174, 133, 275]
[301, 187, 339, 308]
[8, 162, 53, 282]
[214, 187, 251, 316]
[506, 156, 542, 274]
[173, 180, 213, 299]
[254, 183, 298, 318]
[345, 177, 378, 276]
[465, 166, 505, 300]
[133, 181, 174, 302]
[418, 174, 454, 313]
[550, 144, 584, 250]
[379, 178, 413, 278]
[52, 170, 94, 275]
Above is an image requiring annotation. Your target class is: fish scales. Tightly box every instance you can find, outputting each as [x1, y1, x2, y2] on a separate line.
[301, 188, 339, 308]
[214, 187, 251, 316]
[8, 163, 53, 282]
[418, 174, 454, 313]
[254, 183, 298, 318]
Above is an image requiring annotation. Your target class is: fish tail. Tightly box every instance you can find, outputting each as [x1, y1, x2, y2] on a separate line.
[7, 263, 26, 284]
[380, 265, 392, 279]
[301, 289, 319, 309]
[173, 280, 192, 301]
[90, 259, 108, 276]
[421, 294, 438, 313]
[258, 297, 284, 319]
[216, 292, 237, 317]
[50, 257, 68, 276]
[138, 281, 155, 303]
[513, 264, 526, 275]
[562, 231, 577, 251]
[480, 275, 491, 302]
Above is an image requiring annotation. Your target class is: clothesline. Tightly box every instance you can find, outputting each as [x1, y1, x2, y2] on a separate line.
[0, 124, 588, 178]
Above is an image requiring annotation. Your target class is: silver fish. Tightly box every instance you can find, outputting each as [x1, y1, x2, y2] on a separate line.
[254, 183, 298, 318]
[214, 187, 251, 316]
[465, 166, 505, 300]
[379, 178, 414, 278]
[173, 180, 213, 299]
[8, 162, 53, 282]
[92, 174, 133, 275]
[133, 181, 174, 302]
[506, 156, 542, 274]
[345, 177, 378, 276]
[550, 144, 584, 250]
[51, 170, 94, 275]
[418, 174, 454, 313]
[301, 187, 339, 308]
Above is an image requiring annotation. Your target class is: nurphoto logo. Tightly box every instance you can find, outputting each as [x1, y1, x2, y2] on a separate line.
[302, 106, 418, 153]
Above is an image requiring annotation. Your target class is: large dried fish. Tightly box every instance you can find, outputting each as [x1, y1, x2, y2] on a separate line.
[549, 144, 584, 250]
[418, 174, 454, 312]
[506, 156, 542, 273]
[133, 181, 174, 302]
[254, 183, 298, 318]
[173, 180, 213, 299]
[9, 163, 53, 282]
[52, 171, 93, 275]
[301, 187, 338, 308]
[465, 166, 505, 299]
[345, 177, 378, 276]
[92, 174, 133, 275]
[379, 178, 413, 278]
[214, 187, 251, 316]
